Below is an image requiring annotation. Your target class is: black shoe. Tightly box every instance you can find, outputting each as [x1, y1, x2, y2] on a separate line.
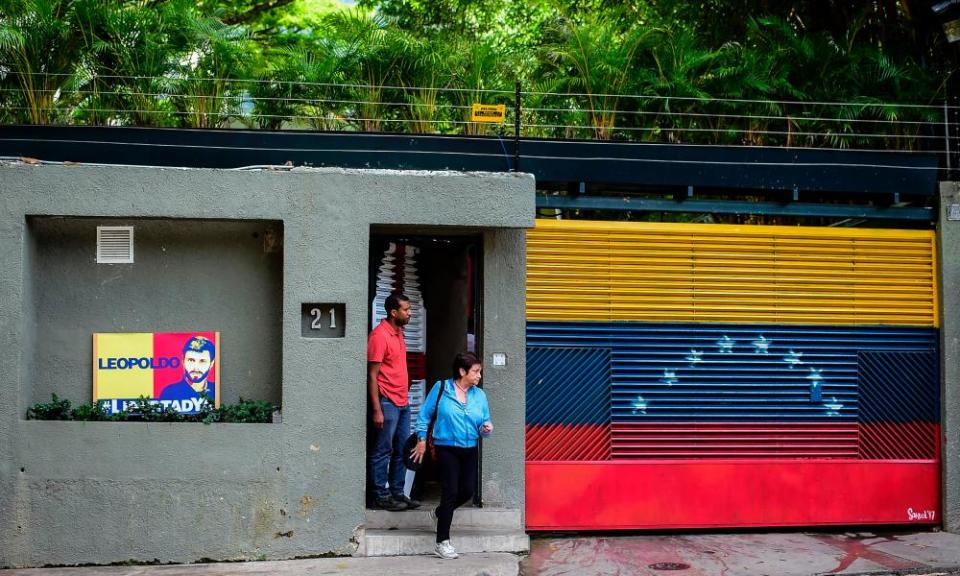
[374, 496, 407, 511]
[392, 494, 421, 510]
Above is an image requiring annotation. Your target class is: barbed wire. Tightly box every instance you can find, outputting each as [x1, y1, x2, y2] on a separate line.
[3, 87, 941, 127]
[520, 89, 949, 110]
[5, 106, 936, 143]
[0, 73, 950, 152]
[0, 103, 937, 133]
[0, 87, 481, 110]
[1, 70, 950, 109]
[521, 122, 942, 139]
[0, 71, 518, 95]
[0, 106, 519, 130]
[522, 106, 941, 126]
[519, 135, 946, 154]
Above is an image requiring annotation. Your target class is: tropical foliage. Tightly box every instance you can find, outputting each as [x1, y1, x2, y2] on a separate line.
[0, 0, 954, 149]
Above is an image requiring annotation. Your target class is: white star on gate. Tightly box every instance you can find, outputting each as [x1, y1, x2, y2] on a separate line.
[716, 335, 736, 354]
[784, 350, 804, 369]
[661, 369, 678, 387]
[752, 335, 771, 354]
[822, 396, 844, 417]
[631, 395, 648, 415]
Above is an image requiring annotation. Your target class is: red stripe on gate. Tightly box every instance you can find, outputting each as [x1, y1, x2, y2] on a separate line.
[526, 460, 939, 530]
[612, 422, 861, 458]
[859, 422, 940, 460]
[526, 424, 611, 461]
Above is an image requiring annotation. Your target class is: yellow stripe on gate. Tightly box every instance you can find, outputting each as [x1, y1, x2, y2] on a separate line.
[527, 219, 938, 327]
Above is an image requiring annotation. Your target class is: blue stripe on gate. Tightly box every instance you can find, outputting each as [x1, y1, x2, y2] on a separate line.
[526, 347, 611, 426]
[858, 351, 939, 423]
[526, 322, 938, 423]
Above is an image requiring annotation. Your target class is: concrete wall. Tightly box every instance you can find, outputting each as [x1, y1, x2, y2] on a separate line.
[940, 182, 960, 534]
[0, 165, 534, 567]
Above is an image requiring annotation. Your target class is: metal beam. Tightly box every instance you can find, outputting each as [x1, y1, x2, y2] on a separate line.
[0, 126, 942, 197]
[536, 195, 934, 221]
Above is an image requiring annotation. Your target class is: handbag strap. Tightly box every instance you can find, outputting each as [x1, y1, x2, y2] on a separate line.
[428, 379, 447, 429]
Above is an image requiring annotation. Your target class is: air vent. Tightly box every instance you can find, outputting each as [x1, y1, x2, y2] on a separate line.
[96, 226, 134, 264]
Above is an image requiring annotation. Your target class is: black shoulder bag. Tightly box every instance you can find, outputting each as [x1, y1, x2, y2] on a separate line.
[403, 379, 445, 472]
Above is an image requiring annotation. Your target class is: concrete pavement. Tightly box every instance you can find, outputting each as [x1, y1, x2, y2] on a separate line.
[521, 530, 960, 576]
[0, 554, 519, 576]
[6, 530, 960, 575]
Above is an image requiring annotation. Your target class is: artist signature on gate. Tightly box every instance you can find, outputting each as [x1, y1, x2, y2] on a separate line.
[907, 508, 936, 521]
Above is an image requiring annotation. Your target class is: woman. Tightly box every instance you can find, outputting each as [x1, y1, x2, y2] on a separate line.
[410, 351, 493, 560]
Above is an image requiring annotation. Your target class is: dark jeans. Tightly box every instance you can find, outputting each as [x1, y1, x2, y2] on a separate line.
[435, 445, 478, 543]
[369, 397, 410, 499]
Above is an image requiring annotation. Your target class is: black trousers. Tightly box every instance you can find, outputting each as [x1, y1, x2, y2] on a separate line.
[434, 445, 478, 543]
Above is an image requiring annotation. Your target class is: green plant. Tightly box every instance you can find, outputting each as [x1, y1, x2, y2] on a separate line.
[122, 396, 186, 422]
[86, 1, 191, 127]
[26, 393, 72, 420]
[172, 12, 253, 128]
[26, 393, 276, 423]
[70, 400, 111, 421]
[323, 9, 411, 132]
[447, 35, 514, 136]
[543, 13, 661, 139]
[0, 0, 98, 124]
[217, 398, 274, 423]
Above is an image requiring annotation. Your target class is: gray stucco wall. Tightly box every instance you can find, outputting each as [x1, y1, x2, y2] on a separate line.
[940, 182, 960, 534]
[0, 165, 534, 567]
[26, 217, 284, 410]
[480, 229, 526, 508]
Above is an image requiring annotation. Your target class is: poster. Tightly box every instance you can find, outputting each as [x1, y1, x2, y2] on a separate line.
[93, 332, 220, 415]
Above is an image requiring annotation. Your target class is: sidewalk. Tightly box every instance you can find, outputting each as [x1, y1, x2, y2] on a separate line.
[1, 554, 520, 576]
[522, 530, 960, 576]
[6, 531, 960, 576]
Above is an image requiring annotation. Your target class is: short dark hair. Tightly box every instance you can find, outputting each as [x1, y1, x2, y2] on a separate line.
[182, 335, 216, 361]
[452, 352, 482, 379]
[384, 292, 410, 314]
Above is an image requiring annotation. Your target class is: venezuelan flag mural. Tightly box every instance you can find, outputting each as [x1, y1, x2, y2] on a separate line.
[525, 220, 940, 529]
[93, 332, 220, 415]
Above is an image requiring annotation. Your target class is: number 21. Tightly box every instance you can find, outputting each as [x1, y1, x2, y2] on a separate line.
[310, 307, 337, 330]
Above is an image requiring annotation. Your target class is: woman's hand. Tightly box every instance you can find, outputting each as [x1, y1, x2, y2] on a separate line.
[480, 421, 493, 435]
[410, 439, 427, 463]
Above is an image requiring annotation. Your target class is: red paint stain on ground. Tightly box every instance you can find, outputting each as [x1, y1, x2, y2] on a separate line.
[524, 537, 714, 576]
[810, 534, 924, 574]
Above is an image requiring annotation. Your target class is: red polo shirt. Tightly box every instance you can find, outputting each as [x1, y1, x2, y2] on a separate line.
[367, 319, 409, 406]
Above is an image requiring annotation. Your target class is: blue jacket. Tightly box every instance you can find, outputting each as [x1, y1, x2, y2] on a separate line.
[417, 379, 491, 448]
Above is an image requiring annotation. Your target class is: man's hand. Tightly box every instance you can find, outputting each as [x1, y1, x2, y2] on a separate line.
[410, 439, 427, 463]
[368, 362, 383, 428]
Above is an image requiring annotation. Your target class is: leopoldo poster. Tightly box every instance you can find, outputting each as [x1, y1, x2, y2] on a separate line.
[93, 332, 220, 415]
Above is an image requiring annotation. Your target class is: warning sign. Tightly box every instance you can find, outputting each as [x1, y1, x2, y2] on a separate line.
[471, 103, 506, 123]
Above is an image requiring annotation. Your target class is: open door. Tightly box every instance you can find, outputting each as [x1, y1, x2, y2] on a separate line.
[366, 231, 483, 508]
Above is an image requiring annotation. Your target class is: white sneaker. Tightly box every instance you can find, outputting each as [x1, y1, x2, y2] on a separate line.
[434, 539, 458, 560]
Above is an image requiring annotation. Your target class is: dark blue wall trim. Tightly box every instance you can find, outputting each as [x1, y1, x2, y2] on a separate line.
[0, 126, 939, 197]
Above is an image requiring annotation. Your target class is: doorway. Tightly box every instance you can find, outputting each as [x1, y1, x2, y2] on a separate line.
[366, 229, 484, 508]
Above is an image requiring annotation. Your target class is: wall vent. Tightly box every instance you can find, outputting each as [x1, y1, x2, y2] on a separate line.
[96, 226, 134, 264]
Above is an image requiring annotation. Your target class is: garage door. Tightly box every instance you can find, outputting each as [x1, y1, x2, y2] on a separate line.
[525, 219, 940, 530]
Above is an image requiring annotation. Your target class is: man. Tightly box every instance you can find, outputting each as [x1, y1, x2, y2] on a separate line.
[368, 292, 420, 511]
[159, 335, 216, 414]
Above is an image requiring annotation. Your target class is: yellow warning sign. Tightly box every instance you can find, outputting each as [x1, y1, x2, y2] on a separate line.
[471, 103, 506, 123]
